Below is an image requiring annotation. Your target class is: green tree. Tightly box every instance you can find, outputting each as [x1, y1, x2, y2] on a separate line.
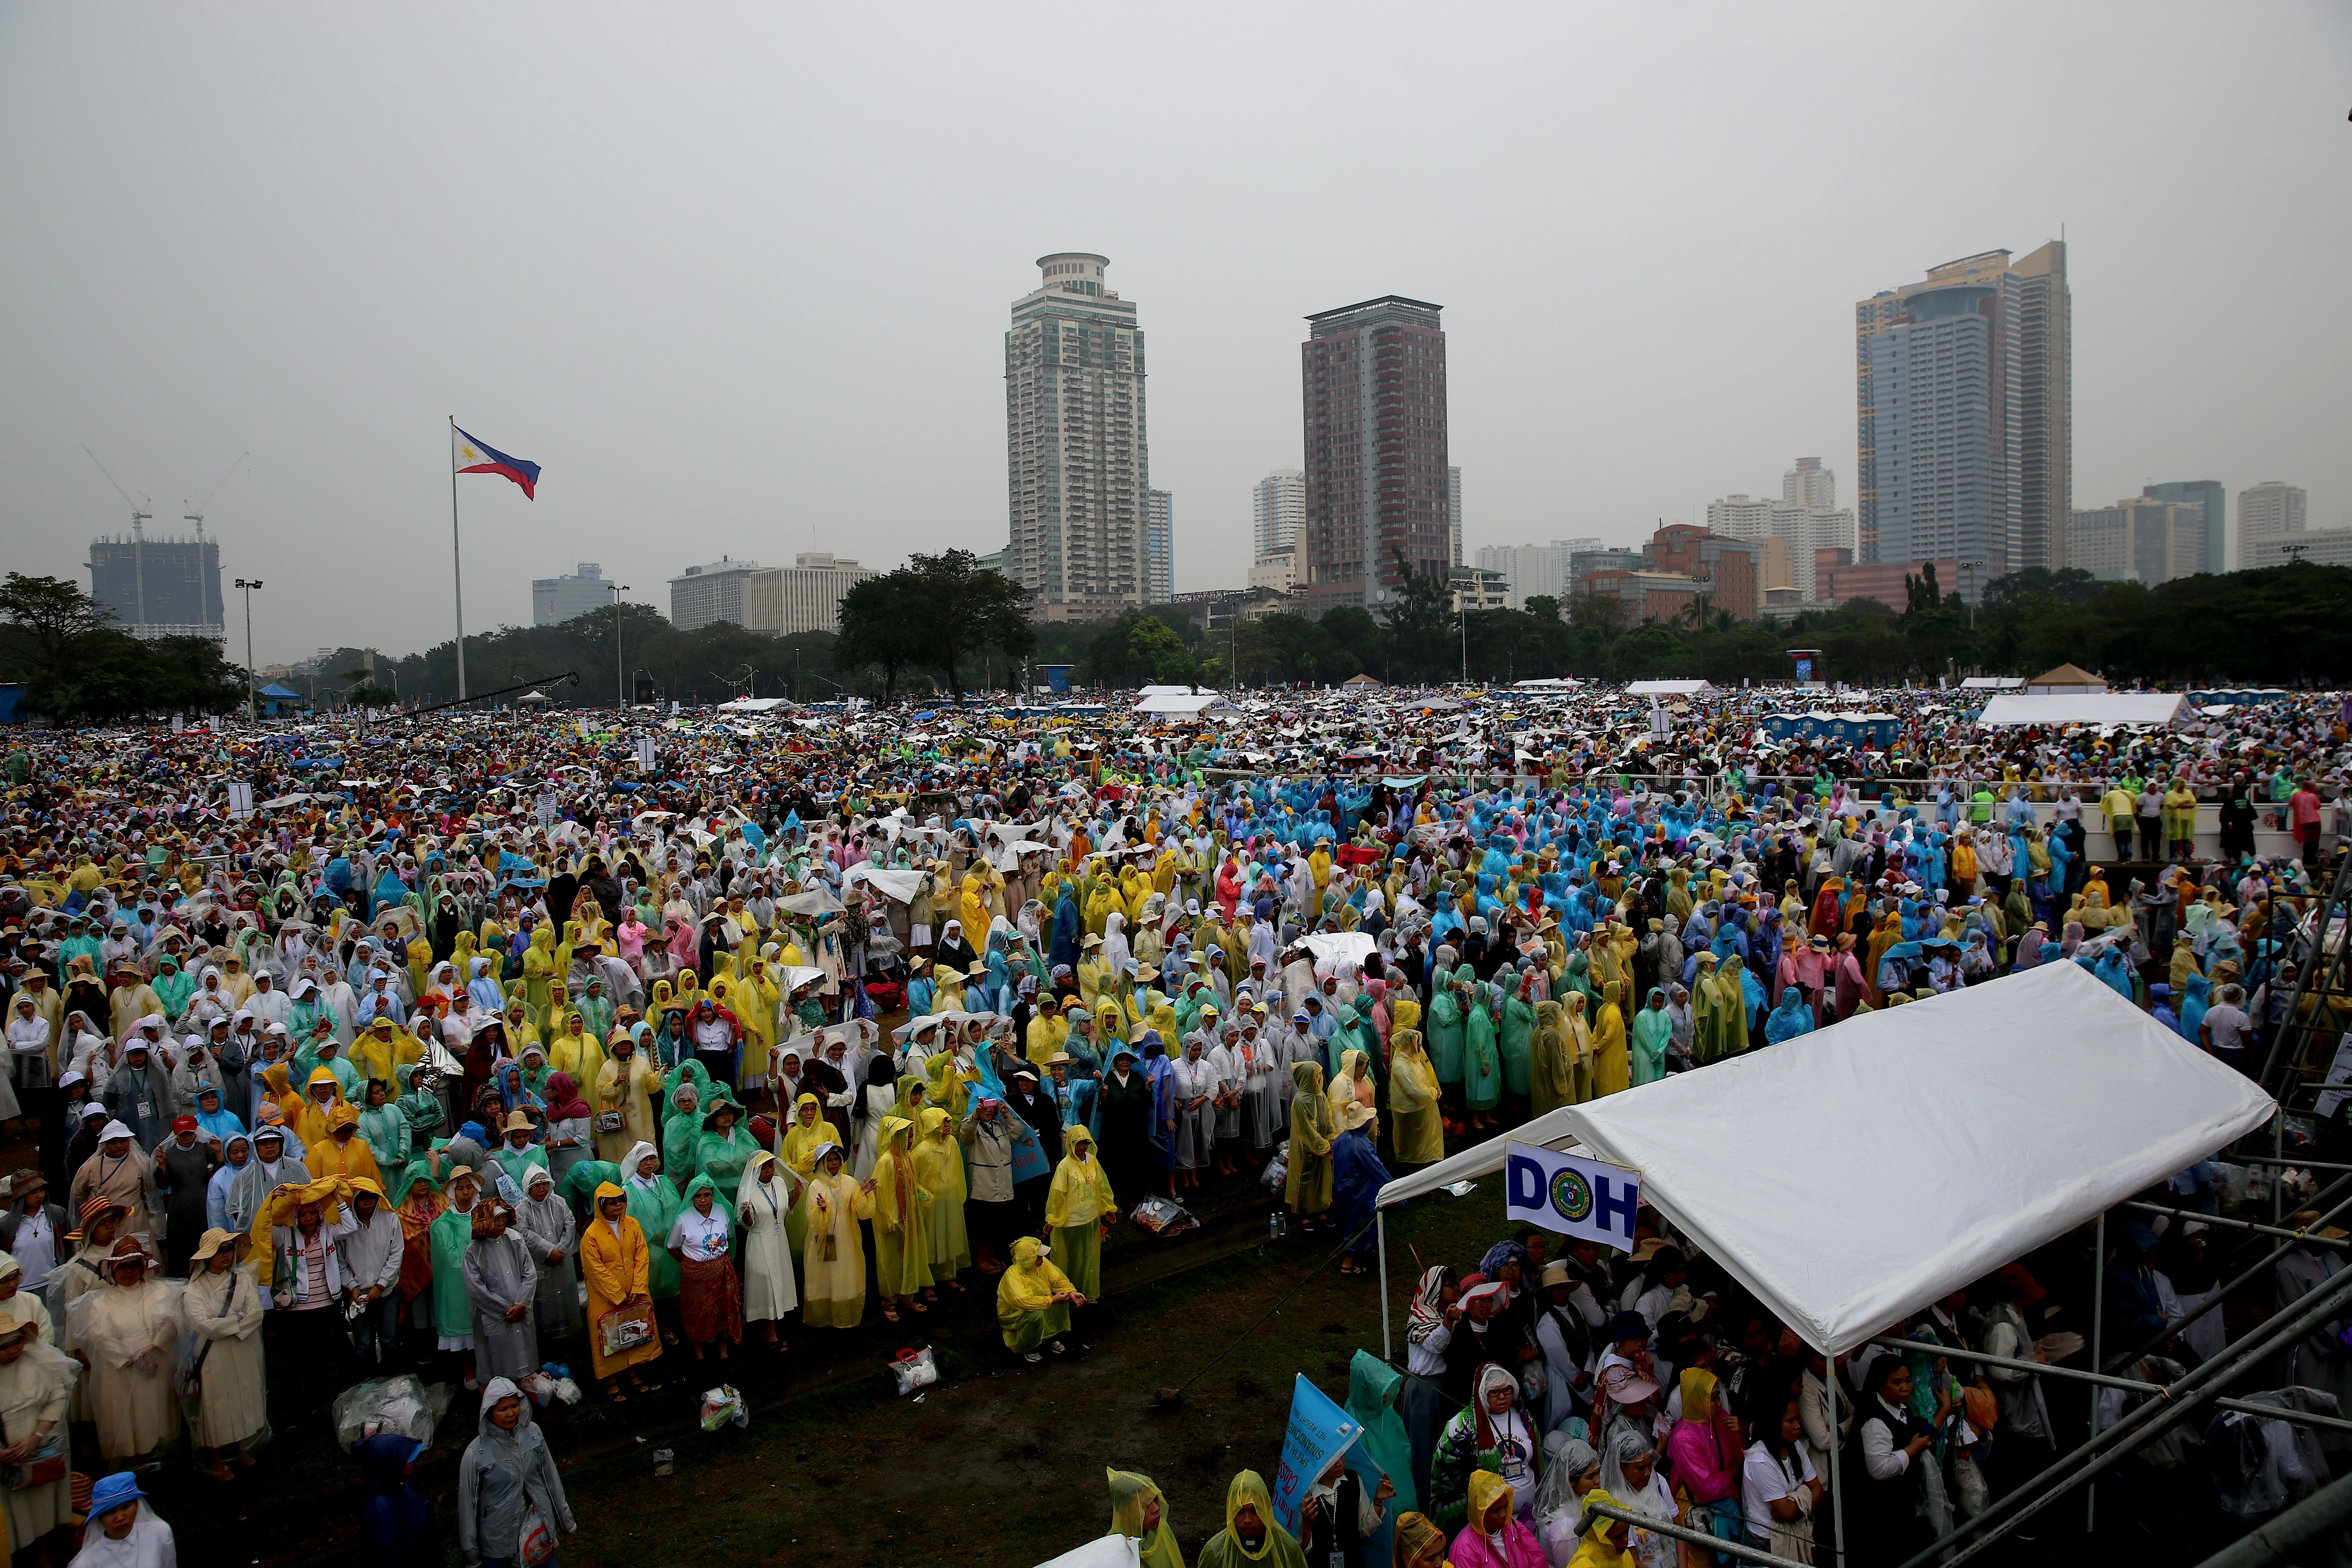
[1376, 550, 1454, 682]
[835, 573, 922, 699]
[0, 573, 242, 722]
[906, 550, 1031, 696]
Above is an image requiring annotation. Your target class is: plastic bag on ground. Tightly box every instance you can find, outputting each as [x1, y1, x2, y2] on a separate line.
[889, 1346, 937, 1395]
[331, 1374, 453, 1453]
[1259, 1142, 1289, 1191]
[698, 1383, 749, 1431]
[1129, 1196, 1197, 1236]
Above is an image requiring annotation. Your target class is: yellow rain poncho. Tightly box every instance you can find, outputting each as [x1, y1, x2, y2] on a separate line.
[798, 1148, 872, 1328]
[995, 1235, 1074, 1353]
[1385, 1029, 1443, 1166]
[520, 926, 558, 1027]
[1529, 1000, 1575, 1115]
[913, 1107, 970, 1279]
[1285, 1062, 1334, 1217]
[580, 1180, 659, 1381]
[869, 1116, 933, 1299]
[1198, 1470, 1308, 1568]
[1107, 1469, 1186, 1568]
[1045, 1125, 1116, 1300]
[1590, 996, 1629, 1097]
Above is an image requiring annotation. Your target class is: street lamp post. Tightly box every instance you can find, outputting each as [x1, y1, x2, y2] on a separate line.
[233, 578, 263, 720]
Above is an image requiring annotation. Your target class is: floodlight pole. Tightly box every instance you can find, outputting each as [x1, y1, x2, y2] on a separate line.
[2087, 1210, 2104, 1534]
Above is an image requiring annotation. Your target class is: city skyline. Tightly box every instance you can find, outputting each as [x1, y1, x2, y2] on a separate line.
[2, 6, 2343, 662]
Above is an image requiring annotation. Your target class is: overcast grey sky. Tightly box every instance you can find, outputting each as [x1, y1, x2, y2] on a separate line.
[3, 3, 2347, 665]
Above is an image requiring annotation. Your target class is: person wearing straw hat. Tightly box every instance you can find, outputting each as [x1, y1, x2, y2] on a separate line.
[0, 1306, 70, 1543]
[180, 1227, 265, 1481]
[83, 1236, 181, 1463]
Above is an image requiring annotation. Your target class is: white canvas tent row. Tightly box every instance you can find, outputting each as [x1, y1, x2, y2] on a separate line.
[1374, 961, 2271, 1356]
[714, 696, 794, 713]
[1972, 692, 2185, 728]
[1958, 675, 2025, 690]
[1624, 679, 1713, 696]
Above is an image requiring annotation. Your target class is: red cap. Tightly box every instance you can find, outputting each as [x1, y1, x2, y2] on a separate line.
[1994, 1263, 2047, 1301]
[171, 1115, 199, 1134]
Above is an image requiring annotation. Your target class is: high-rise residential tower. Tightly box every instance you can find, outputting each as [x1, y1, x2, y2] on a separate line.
[532, 562, 619, 625]
[1253, 469, 1305, 559]
[1449, 466, 1464, 566]
[1144, 490, 1175, 604]
[2142, 480, 2226, 576]
[1707, 471, 1856, 603]
[1855, 243, 2070, 588]
[1004, 252, 1150, 621]
[1783, 457, 1835, 510]
[1300, 296, 1449, 617]
[2237, 481, 2309, 568]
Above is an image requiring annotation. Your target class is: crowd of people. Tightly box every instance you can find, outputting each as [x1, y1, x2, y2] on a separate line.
[0, 676, 2342, 1565]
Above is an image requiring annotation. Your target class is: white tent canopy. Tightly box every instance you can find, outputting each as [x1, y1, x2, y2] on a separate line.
[1625, 679, 1713, 696]
[1376, 962, 2270, 1354]
[1958, 676, 2025, 690]
[715, 696, 794, 713]
[1974, 692, 2185, 728]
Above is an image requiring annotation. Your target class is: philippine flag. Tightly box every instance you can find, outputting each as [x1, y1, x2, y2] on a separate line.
[452, 425, 541, 499]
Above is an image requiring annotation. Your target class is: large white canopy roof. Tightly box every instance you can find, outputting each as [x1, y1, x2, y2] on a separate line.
[1974, 692, 2185, 727]
[1377, 961, 2271, 1354]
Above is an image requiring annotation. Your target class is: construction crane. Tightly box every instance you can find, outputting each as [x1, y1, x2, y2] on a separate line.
[185, 453, 248, 629]
[82, 445, 153, 634]
[182, 452, 247, 541]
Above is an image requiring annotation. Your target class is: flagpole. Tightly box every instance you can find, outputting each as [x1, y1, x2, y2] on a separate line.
[449, 415, 467, 702]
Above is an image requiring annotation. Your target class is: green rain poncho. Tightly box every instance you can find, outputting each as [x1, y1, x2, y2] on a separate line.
[1345, 1347, 1418, 1516]
[1630, 987, 1674, 1086]
[1462, 973, 1501, 1112]
[394, 1064, 446, 1153]
[1426, 977, 1466, 1086]
[1498, 980, 1536, 1097]
[660, 1087, 706, 1190]
[357, 1089, 413, 1172]
[428, 1170, 487, 1343]
[1197, 1470, 1309, 1568]
[1106, 1469, 1186, 1568]
[693, 1100, 760, 1198]
[620, 1141, 683, 1299]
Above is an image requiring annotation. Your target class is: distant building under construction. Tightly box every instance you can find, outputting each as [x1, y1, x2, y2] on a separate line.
[87, 534, 225, 639]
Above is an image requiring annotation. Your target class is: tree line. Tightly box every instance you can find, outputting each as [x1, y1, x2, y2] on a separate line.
[1029, 559, 2352, 690]
[13, 557, 2345, 723]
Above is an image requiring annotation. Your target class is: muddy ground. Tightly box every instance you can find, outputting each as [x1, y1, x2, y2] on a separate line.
[162, 1161, 1501, 1568]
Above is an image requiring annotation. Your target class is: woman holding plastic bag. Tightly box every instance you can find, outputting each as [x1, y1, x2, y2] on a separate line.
[579, 1182, 660, 1403]
[0, 1311, 74, 1546]
[457, 1378, 574, 1568]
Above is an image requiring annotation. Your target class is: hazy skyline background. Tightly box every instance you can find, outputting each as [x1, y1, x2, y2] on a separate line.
[3, 3, 2347, 665]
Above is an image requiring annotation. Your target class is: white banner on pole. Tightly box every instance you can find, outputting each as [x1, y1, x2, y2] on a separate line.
[225, 781, 254, 819]
[1502, 1139, 1641, 1251]
[635, 737, 655, 773]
